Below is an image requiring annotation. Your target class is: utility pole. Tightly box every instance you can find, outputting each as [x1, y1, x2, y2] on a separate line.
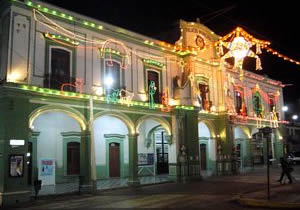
[259, 127, 272, 200]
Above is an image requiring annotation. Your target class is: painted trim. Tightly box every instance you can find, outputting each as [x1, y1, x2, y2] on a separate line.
[29, 104, 88, 131]
[136, 115, 172, 136]
[93, 110, 135, 135]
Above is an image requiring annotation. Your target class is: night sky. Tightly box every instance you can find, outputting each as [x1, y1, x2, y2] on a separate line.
[42, 0, 300, 116]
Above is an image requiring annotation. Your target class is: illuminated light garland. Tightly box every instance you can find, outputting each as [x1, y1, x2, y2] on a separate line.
[44, 33, 79, 46]
[18, 84, 196, 110]
[101, 39, 130, 70]
[264, 46, 300, 65]
[24, 0, 300, 65]
[143, 59, 164, 68]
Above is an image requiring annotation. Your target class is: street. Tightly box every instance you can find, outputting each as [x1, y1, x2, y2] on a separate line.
[9, 165, 300, 209]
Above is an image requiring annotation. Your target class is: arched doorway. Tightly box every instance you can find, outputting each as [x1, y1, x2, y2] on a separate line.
[31, 111, 82, 185]
[93, 115, 130, 178]
[198, 121, 216, 174]
[234, 126, 251, 168]
[136, 117, 172, 176]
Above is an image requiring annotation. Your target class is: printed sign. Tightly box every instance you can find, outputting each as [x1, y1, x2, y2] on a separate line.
[40, 159, 54, 176]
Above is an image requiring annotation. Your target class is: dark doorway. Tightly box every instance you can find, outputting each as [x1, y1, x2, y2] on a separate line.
[27, 142, 33, 185]
[109, 142, 120, 177]
[67, 142, 80, 175]
[200, 144, 207, 170]
[236, 143, 241, 168]
[156, 131, 169, 174]
[147, 71, 160, 103]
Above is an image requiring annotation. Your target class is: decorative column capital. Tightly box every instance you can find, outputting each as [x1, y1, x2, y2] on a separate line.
[127, 133, 139, 138]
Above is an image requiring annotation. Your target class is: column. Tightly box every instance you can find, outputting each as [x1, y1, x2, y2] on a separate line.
[80, 130, 97, 193]
[127, 134, 140, 186]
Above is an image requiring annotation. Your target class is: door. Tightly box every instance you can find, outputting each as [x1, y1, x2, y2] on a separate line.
[109, 143, 120, 177]
[236, 143, 241, 168]
[147, 71, 160, 103]
[156, 131, 169, 174]
[67, 142, 80, 175]
[200, 144, 207, 170]
[27, 142, 33, 185]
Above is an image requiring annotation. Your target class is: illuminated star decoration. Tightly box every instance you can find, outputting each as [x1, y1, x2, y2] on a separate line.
[217, 27, 270, 80]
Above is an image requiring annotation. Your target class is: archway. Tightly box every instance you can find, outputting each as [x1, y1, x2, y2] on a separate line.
[198, 121, 216, 174]
[31, 110, 82, 186]
[93, 114, 130, 179]
[136, 116, 172, 176]
[234, 126, 252, 168]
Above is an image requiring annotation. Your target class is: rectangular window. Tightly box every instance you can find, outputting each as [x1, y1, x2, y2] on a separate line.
[147, 70, 160, 103]
[45, 47, 72, 90]
[105, 61, 121, 90]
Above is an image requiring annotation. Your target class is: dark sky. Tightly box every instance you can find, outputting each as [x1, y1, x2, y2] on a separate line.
[42, 0, 300, 113]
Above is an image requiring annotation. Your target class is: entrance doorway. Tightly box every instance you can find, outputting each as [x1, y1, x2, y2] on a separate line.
[109, 143, 120, 177]
[67, 142, 80, 175]
[156, 131, 168, 174]
[200, 144, 207, 170]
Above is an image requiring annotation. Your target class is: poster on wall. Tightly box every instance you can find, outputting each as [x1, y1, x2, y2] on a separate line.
[9, 155, 24, 177]
[40, 159, 54, 176]
[39, 158, 55, 185]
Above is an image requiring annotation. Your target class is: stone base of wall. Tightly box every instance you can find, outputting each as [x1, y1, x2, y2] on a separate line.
[0, 190, 31, 208]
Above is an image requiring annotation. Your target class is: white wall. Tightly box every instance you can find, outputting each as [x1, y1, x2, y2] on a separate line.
[33, 112, 81, 168]
[93, 116, 129, 165]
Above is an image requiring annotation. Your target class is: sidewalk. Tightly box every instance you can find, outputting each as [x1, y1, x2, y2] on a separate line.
[237, 181, 300, 208]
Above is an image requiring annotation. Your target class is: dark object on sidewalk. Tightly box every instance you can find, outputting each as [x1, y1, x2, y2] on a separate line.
[278, 157, 293, 184]
[34, 180, 42, 199]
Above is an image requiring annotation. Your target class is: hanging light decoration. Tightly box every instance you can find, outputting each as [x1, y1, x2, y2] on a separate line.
[217, 27, 267, 80]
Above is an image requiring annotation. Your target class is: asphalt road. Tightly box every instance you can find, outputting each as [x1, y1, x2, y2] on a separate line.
[8, 165, 300, 210]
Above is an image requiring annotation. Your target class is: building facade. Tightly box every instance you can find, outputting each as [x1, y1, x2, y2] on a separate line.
[0, 0, 286, 206]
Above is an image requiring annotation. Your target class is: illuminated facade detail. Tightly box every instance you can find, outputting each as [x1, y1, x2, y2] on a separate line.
[0, 2, 289, 206]
[61, 78, 83, 93]
[148, 81, 157, 109]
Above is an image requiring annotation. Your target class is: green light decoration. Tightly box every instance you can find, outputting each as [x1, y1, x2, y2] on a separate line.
[18, 84, 195, 110]
[149, 81, 157, 109]
[253, 91, 262, 117]
[44, 33, 79, 46]
[106, 89, 120, 104]
[143, 59, 164, 68]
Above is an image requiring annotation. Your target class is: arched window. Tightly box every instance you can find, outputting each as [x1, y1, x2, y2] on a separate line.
[67, 142, 80, 175]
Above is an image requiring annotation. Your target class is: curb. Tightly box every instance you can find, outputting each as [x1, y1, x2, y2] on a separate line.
[236, 197, 300, 209]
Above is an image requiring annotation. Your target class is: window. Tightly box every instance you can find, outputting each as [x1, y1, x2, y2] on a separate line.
[235, 91, 243, 114]
[45, 47, 72, 90]
[147, 70, 160, 103]
[67, 142, 80, 175]
[198, 83, 210, 111]
[269, 97, 275, 112]
[253, 92, 262, 116]
[105, 61, 121, 90]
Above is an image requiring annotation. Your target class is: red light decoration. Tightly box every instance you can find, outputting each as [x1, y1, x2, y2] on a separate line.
[61, 78, 83, 94]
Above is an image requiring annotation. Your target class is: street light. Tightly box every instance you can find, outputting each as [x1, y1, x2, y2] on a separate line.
[282, 106, 288, 112]
[292, 115, 298, 120]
